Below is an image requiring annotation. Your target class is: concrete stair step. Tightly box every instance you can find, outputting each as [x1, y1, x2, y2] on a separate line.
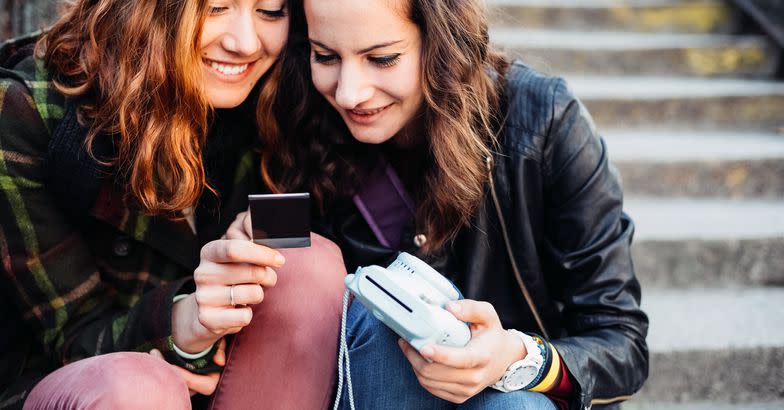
[625, 198, 784, 241]
[636, 288, 784, 402]
[492, 30, 778, 77]
[605, 131, 784, 197]
[487, 0, 737, 34]
[626, 198, 784, 288]
[633, 236, 784, 289]
[565, 76, 784, 130]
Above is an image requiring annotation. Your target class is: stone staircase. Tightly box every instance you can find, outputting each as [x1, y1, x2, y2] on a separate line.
[487, 1, 784, 408]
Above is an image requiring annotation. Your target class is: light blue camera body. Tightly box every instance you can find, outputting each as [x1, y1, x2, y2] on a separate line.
[344, 252, 471, 352]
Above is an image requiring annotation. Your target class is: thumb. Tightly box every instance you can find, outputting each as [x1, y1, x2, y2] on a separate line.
[445, 300, 500, 328]
[243, 209, 253, 239]
[213, 338, 227, 366]
[149, 348, 165, 360]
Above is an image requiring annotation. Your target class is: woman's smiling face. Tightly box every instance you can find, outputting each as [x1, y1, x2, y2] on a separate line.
[200, 0, 289, 108]
[305, 0, 424, 145]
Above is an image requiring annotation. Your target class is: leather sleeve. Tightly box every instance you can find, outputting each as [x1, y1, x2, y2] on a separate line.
[540, 79, 649, 408]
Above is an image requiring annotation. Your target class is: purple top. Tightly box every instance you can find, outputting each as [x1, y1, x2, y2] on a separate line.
[352, 161, 416, 248]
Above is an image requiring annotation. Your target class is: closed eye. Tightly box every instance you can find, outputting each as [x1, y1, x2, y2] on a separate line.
[258, 7, 286, 19]
[368, 54, 400, 68]
[208, 6, 228, 15]
[313, 52, 339, 65]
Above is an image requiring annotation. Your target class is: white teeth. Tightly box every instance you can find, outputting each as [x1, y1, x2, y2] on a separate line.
[208, 60, 249, 75]
[352, 106, 385, 115]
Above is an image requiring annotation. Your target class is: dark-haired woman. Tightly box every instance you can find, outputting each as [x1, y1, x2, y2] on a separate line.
[254, 0, 649, 408]
[0, 1, 344, 409]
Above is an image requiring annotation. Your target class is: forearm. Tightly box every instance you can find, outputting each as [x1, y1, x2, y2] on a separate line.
[171, 293, 222, 354]
[550, 325, 649, 407]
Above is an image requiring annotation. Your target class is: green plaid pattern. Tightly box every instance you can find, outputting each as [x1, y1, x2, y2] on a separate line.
[0, 35, 261, 407]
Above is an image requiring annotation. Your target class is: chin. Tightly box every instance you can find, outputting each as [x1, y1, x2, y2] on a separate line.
[208, 92, 250, 109]
[350, 129, 395, 145]
[345, 123, 400, 145]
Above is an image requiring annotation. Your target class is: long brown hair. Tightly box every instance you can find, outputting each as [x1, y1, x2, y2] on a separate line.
[408, 0, 508, 252]
[268, 0, 508, 253]
[37, 0, 281, 215]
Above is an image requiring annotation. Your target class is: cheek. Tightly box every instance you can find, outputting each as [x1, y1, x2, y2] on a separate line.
[259, 22, 289, 56]
[199, 25, 219, 54]
[310, 65, 336, 97]
[403, 62, 422, 102]
[385, 60, 421, 103]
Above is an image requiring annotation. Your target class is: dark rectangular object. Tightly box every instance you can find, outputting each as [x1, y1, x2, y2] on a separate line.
[248, 193, 311, 248]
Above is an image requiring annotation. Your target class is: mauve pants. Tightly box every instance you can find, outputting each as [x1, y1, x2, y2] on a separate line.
[25, 233, 347, 410]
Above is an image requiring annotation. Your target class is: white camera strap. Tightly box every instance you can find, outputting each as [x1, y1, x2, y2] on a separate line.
[333, 289, 356, 410]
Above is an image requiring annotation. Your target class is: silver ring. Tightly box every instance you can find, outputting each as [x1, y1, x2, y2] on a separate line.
[229, 285, 236, 307]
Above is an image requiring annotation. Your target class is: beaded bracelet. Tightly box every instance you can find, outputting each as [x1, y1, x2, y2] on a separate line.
[523, 335, 550, 390]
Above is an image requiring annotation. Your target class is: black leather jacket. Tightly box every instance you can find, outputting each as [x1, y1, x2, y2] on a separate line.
[316, 62, 649, 410]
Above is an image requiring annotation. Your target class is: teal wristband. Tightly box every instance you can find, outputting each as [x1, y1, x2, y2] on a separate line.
[172, 294, 215, 360]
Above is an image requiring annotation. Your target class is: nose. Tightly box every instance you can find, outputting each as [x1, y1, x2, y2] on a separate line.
[221, 12, 262, 56]
[334, 62, 374, 109]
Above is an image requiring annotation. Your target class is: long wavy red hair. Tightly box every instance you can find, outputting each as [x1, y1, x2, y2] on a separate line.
[37, 0, 281, 215]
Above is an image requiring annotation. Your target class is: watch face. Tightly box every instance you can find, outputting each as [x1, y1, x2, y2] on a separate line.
[506, 366, 539, 390]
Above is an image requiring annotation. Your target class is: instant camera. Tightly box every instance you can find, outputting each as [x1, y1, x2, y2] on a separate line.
[345, 252, 471, 352]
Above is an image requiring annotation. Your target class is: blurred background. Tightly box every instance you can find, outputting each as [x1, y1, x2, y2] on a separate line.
[2, 0, 783, 409]
[485, 1, 784, 409]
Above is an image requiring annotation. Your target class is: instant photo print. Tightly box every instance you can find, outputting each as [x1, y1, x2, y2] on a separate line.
[248, 193, 311, 248]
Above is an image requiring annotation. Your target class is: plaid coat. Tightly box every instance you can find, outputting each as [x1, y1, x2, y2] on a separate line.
[0, 34, 263, 408]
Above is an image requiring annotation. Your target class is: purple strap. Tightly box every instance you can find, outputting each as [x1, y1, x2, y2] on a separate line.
[352, 162, 416, 248]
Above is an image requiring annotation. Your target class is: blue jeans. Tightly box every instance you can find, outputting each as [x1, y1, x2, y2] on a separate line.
[336, 300, 557, 409]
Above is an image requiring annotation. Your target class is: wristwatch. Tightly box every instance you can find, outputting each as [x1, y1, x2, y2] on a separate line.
[491, 329, 545, 392]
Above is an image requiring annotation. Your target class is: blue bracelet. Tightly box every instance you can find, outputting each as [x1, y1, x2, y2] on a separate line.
[524, 336, 549, 390]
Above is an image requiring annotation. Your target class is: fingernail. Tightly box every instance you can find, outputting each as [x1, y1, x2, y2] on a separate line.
[275, 254, 285, 265]
[448, 302, 461, 314]
[420, 346, 434, 357]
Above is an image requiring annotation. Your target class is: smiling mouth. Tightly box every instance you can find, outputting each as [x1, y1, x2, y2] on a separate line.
[204, 58, 251, 76]
[348, 104, 392, 116]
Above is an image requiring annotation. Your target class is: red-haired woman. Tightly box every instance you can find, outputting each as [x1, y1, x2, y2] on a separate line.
[244, 0, 650, 408]
[0, 1, 343, 409]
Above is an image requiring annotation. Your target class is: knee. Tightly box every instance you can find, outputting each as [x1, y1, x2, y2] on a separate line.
[26, 352, 190, 410]
[85, 353, 190, 410]
[276, 233, 347, 321]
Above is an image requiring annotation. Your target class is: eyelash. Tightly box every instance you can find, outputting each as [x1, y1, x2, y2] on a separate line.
[312, 53, 401, 68]
[207, 6, 287, 19]
[259, 8, 286, 18]
[312, 53, 338, 65]
[369, 54, 400, 68]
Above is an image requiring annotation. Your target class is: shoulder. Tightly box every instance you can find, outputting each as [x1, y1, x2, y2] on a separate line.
[1, 37, 66, 157]
[502, 61, 579, 136]
[1, 34, 66, 134]
[500, 62, 598, 164]
[0, 71, 55, 168]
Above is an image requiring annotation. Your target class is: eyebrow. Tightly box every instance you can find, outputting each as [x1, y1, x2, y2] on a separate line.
[310, 40, 403, 54]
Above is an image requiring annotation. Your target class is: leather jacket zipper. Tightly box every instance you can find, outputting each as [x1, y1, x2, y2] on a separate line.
[485, 156, 549, 339]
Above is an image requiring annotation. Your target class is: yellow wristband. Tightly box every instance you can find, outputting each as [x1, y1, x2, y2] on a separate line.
[529, 342, 561, 392]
